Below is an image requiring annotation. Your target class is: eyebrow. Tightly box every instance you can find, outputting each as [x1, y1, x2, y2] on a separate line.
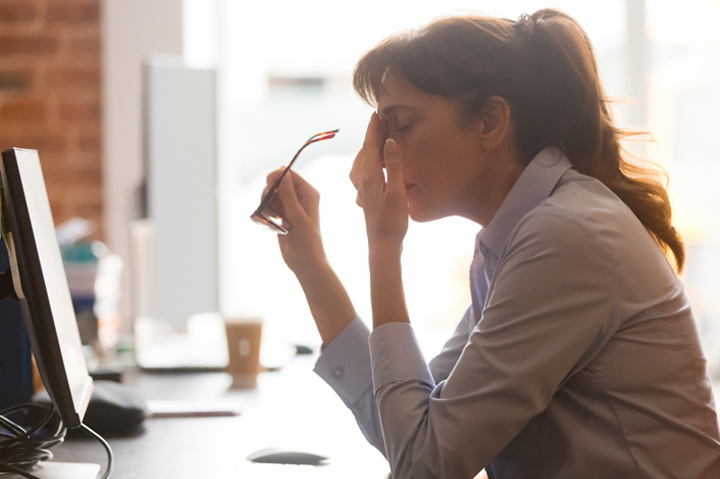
[379, 104, 417, 118]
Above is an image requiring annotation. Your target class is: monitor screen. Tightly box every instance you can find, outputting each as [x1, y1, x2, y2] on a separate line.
[0, 148, 93, 428]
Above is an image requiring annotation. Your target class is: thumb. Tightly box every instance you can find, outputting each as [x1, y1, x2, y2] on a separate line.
[383, 139, 404, 193]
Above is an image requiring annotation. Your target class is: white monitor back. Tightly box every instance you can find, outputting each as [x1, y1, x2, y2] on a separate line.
[143, 56, 218, 324]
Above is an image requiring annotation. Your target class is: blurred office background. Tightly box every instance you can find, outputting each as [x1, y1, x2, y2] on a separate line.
[0, 0, 719, 372]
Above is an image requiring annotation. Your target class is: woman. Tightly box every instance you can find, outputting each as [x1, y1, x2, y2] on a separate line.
[262, 9, 720, 479]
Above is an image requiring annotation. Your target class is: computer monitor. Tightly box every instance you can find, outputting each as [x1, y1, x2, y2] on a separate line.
[0, 148, 93, 428]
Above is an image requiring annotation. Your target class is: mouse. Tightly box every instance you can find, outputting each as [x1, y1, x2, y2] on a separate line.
[247, 447, 329, 466]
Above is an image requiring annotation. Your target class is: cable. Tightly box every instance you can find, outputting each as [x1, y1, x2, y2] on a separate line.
[0, 403, 113, 479]
[79, 424, 113, 479]
[0, 403, 64, 478]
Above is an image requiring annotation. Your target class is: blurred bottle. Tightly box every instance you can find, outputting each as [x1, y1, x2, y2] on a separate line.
[57, 218, 124, 354]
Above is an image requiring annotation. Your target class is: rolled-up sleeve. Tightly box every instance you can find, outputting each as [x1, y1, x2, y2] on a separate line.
[369, 212, 617, 479]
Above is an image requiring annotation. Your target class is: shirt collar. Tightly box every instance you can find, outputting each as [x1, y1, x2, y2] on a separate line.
[477, 146, 572, 257]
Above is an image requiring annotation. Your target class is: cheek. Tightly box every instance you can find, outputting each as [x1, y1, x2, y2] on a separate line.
[404, 169, 447, 220]
[395, 135, 428, 174]
[395, 127, 454, 189]
[405, 153, 464, 220]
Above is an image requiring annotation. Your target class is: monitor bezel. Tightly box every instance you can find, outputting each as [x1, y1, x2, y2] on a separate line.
[0, 147, 93, 428]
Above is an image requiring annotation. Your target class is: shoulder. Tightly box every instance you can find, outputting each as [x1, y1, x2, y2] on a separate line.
[502, 177, 626, 273]
[511, 170, 641, 251]
[506, 204, 612, 264]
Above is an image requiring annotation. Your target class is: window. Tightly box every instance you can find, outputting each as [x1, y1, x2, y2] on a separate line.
[645, 0, 720, 375]
[212, 1, 719, 369]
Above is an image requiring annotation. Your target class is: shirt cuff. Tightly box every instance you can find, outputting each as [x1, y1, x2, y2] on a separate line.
[314, 316, 373, 404]
[369, 322, 434, 394]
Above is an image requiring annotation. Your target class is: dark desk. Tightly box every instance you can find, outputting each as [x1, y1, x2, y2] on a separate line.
[51, 355, 390, 478]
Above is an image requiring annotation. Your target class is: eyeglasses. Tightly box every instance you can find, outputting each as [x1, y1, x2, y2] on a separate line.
[250, 129, 339, 234]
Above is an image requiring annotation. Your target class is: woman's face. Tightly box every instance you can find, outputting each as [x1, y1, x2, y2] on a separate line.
[377, 76, 489, 222]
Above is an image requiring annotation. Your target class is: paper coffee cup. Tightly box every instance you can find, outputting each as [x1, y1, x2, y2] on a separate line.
[224, 317, 263, 389]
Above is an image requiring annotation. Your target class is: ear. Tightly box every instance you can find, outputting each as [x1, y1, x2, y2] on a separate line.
[476, 96, 512, 152]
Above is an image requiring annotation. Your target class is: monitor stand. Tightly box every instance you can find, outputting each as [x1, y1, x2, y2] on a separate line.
[5, 462, 100, 479]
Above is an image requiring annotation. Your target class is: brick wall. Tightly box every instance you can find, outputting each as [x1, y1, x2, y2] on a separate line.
[0, 0, 102, 238]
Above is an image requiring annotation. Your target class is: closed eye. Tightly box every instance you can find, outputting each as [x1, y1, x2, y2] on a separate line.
[397, 123, 412, 133]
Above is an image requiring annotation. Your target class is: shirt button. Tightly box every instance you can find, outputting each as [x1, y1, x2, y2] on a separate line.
[333, 367, 343, 378]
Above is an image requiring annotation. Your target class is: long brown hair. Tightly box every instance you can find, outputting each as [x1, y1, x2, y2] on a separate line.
[353, 9, 685, 272]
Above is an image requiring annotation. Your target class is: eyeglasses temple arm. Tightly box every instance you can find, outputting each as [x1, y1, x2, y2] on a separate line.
[305, 129, 339, 143]
[253, 131, 339, 215]
[252, 142, 309, 214]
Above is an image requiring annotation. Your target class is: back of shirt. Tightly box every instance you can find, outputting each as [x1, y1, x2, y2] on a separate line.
[487, 169, 720, 478]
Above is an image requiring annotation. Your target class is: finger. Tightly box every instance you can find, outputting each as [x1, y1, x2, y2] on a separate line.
[362, 113, 385, 184]
[285, 169, 312, 191]
[361, 112, 382, 156]
[262, 169, 286, 218]
[383, 139, 405, 195]
[262, 169, 285, 200]
[377, 116, 388, 168]
[288, 170, 320, 218]
[361, 113, 384, 172]
[349, 149, 363, 191]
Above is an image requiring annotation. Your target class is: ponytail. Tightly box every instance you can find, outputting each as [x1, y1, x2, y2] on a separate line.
[354, 9, 685, 272]
[515, 9, 684, 272]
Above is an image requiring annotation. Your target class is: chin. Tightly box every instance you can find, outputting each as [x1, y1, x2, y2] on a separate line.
[408, 202, 445, 223]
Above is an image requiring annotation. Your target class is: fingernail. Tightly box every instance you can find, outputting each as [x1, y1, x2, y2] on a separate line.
[385, 139, 398, 154]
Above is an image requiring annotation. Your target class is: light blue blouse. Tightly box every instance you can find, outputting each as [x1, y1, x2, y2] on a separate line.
[314, 147, 720, 478]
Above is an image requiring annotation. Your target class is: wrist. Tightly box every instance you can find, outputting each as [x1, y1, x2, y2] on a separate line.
[368, 248, 409, 329]
[294, 261, 356, 346]
[283, 237, 327, 274]
[368, 243, 403, 264]
[292, 254, 332, 286]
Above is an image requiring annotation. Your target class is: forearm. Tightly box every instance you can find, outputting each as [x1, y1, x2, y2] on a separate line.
[294, 259, 356, 347]
[369, 248, 410, 329]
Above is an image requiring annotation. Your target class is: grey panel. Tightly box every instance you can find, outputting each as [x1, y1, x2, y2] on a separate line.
[145, 56, 218, 323]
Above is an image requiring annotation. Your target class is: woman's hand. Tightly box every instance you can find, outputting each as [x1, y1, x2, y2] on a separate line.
[262, 168, 357, 346]
[350, 112, 409, 254]
[351, 113, 411, 329]
[262, 168, 327, 277]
